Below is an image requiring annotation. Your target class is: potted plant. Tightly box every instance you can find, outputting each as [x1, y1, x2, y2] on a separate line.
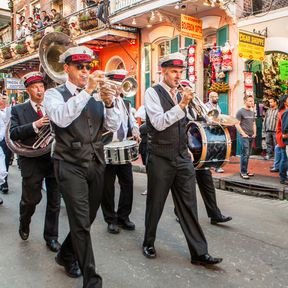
[15, 43, 28, 55]
[79, 11, 98, 31]
[1, 46, 12, 59]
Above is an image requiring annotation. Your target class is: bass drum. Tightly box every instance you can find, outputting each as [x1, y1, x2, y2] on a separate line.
[186, 121, 231, 169]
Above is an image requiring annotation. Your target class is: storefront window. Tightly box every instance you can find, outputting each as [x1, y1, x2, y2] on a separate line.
[158, 41, 170, 63]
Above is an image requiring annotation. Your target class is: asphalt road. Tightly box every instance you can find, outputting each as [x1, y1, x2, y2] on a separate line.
[0, 163, 287, 288]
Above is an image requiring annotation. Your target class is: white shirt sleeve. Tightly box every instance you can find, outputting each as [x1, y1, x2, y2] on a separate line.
[103, 104, 121, 132]
[144, 87, 185, 131]
[0, 118, 5, 142]
[44, 88, 91, 128]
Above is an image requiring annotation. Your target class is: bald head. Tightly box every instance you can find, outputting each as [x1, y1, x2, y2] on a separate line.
[209, 91, 219, 104]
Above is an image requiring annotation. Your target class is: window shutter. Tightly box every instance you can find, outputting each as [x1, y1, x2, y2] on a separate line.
[170, 36, 179, 53]
[144, 43, 151, 90]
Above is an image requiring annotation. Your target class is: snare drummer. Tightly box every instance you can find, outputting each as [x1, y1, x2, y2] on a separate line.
[143, 52, 222, 265]
[44, 46, 120, 288]
[101, 69, 140, 234]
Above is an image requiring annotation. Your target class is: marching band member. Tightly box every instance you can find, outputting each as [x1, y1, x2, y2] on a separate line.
[9, 72, 61, 252]
[143, 52, 222, 265]
[101, 70, 140, 234]
[44, 46, 120, 288]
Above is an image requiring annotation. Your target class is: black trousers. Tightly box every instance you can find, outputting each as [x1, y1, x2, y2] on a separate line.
[143, 154, 208, 258]
[196, 169, 222, 219]
[101, 163, 133, 224]
[0, 139, 12, 189]
[20, 164, 60, 241]
[54, 159, 104, 288]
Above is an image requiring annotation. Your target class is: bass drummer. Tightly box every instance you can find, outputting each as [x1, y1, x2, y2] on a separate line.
[178, 80, 232, 225]
[143, 52, 222, 265]
[101, 69, 140, 234]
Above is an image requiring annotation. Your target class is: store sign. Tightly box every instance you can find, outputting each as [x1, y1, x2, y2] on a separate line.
[4, 78, 25, 90]
[181, 14, 202, 40]
[280, 61, 288, 81]
[238, 31, 265, 61]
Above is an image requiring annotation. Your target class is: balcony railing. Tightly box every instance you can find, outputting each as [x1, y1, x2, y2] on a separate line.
[110, 0, 147, 15]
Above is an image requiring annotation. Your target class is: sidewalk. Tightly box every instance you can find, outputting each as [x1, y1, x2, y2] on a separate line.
[132, 155, 288, 200]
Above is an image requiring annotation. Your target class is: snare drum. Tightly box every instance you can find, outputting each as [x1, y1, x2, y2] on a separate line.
[186, 121, 231, 169]
[104, 140, 139, 165]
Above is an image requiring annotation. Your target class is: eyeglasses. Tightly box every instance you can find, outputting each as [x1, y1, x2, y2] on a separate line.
[71, 63, 92, 71]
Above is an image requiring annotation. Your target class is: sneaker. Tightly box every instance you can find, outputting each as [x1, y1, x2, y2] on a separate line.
[141, 190, 147, 195]
[215, 167, 224, 173]
[240, 173, 249, 179]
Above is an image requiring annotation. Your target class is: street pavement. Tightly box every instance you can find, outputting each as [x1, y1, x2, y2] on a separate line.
[0, 163, 288, 288]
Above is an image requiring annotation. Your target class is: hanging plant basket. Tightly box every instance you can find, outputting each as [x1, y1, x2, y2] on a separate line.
[79, 17, 98, 31]
[1, 46, 12, 59]
[15, 43, 28, 55]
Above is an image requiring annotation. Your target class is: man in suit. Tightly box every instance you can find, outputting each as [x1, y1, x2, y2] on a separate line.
[143, 52, 222, 265]
[9, 72, 61, 252]
[44, 46, 120, 288]
[101, 70, 140, 234]
[179, 80, 232, 225]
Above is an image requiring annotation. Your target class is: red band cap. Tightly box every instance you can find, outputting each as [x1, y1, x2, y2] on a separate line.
[71, 54, 92, 62]
[25, 76, 44, 85]
[172, 60, 183, 66]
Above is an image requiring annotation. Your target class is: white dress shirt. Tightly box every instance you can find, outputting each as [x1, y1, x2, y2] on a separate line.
[144, 81, 185, 131]
[112, 97, 139, 142]
[0, 106, 11, 126]
[44, 80, 120, 132]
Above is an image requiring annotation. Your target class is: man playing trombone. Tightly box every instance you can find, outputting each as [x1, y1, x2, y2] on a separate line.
[143, 52, 222, 265]
[10, 72, 61, 252]
[44, 46, 120, 288]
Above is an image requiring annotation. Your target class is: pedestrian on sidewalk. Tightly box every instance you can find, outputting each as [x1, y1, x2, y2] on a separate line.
[263, 97, 278, 160]
[235, 95, 256, 179]
[275, 94, 288, 184]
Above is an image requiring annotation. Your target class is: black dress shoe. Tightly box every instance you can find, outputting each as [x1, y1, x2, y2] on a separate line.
[118, 219, 135, 230]
[107, 223, 120, 234]
[46, 240, 61, 252]
[55, 254, 82, 278]
[143, 246, 156, 259]
[1, 187, 8, 194]
[19, 223, 29, 241]
[211, 215, 232, 225]
[191, 253, 223, 265]
[0, 197, 3, 205]
[280, 180, 288, 185]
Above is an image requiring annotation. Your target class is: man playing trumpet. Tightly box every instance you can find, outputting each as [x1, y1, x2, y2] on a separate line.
[10, 72, 61, 252]
[44, 46, 120, 288]
[143, 52, 222, 265]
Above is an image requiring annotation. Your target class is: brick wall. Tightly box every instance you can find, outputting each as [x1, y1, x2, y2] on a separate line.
[241, 0, 288, 17]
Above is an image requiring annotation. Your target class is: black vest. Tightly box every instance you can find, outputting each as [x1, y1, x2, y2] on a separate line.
[146, 84, 189, 160]
[52, 84, 105, 167]
[102, 99, 132, 145]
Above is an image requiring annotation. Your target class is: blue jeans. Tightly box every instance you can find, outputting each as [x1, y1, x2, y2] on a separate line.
[279, 147, 288, 182]
[240, 137, 253, 174]
[273, 145, 281, 170]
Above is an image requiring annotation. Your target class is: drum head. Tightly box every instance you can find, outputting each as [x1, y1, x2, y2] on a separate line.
[105, 140, 137, 148]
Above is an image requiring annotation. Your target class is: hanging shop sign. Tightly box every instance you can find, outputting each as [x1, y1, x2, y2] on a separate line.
[4, 78, 25, 90]
[279, 60, 288, 81]
[238, 30, 265, 61]
[181, 14, 202, 40]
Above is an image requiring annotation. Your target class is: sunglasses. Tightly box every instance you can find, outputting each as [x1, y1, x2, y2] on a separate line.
[71, 63, 92, 71]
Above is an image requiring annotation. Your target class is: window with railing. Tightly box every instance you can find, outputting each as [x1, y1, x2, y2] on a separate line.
[158, 40, 170, 67]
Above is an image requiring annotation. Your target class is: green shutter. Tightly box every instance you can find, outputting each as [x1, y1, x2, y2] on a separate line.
[184, 37, 195, 48]
[216, 25, 229, 46]
[170, 36, 179, 53]
[144, 43, 151, 90]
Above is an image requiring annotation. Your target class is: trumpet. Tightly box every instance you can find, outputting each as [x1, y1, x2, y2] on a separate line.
[100, 76, 138, 98]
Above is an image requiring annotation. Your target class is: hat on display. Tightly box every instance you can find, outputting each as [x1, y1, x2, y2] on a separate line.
[22, 71, 45, 88]
[106, 69, 128, 82]
[160, 52, 186, 68]
[59, 46, 94, 64]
